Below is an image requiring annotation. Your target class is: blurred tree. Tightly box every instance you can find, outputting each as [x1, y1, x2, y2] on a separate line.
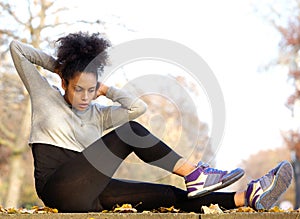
[0, 0, 69, 208]
[252, 0, 300, 208]
[0, 73, 27, 206]
[281, 129, 300, 208]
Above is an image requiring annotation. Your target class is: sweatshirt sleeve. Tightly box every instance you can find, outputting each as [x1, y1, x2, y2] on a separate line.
[9, 40, 56, 95]
[101, 87, 147, 130]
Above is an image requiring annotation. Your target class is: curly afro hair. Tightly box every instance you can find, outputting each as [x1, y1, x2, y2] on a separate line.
[55, 32, 111, 82]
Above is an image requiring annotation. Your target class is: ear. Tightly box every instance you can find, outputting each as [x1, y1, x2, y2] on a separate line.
[62, 79, 67, 91]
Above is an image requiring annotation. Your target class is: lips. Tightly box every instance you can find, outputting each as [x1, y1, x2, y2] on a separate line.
[78, 104, 89, 109]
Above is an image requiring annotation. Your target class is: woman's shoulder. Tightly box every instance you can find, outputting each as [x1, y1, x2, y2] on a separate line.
[91, 102, 105, 111]
[90, 102, 114, 114]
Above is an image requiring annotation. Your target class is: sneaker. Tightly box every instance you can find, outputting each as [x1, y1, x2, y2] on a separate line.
[185, 162, 245, 198]
[245, 160, 293, 210]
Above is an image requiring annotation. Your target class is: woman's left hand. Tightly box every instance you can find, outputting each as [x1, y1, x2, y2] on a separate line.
[94, 82, 109, 99]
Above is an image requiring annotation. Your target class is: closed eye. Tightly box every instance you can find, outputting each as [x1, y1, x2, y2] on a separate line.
[74, 86, 96, 93]
[75, 87, 83, 92]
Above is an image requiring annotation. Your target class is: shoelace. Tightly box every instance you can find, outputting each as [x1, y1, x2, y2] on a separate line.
[197, 161, 210, 169]
[204, 167, 227, 174]
[197, 161, 227, 174]
[250, 167, 276, 184]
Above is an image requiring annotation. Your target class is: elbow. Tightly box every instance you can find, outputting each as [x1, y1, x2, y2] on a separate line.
[136, 100, 148, 116]
[9, 40, 21, 65]
[9, 40, 23, 59]
[131, 99, 147, 118]
[139, 100, 148, 115]
[9, 40, 17, 54]
[9, 40, 20, 52]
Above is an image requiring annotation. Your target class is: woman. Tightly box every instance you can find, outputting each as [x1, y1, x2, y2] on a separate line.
[9, 32, 293, 212]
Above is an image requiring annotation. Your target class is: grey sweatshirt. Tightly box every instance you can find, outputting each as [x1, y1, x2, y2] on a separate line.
[9, 40, 147, 152]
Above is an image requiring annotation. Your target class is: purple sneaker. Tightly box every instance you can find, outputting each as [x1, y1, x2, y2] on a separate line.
[245, 160, 293, 210]
[185, 162, 245, 198]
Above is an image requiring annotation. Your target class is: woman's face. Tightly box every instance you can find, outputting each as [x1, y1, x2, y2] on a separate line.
[62, 72, 97, 111]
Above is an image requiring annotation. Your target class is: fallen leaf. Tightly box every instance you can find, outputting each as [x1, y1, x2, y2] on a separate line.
[113, 204, 137, 213]
[228, 206, 256, 213]
[202, 204, 223, 214]
[156, 206, 180, 213]
[6, 208, 19, 214]
[269, 206, 285, 212]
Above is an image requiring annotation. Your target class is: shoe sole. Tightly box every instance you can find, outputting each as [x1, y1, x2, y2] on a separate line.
[188, 168, 245, 199]
[255, 161, 293, 210]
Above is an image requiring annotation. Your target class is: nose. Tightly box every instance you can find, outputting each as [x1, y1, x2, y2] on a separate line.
[81, 91, 88, 101]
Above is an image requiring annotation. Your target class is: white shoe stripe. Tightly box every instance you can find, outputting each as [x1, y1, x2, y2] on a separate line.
[188, 182, 223, 196]
[186, 173, 208, 186]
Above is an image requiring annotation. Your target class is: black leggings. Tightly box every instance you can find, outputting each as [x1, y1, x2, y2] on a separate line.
[32, 121, 236, 212]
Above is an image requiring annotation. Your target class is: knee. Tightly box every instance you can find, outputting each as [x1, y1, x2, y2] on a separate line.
[128, 121, 141, 127]
[127, 121, 149, 137]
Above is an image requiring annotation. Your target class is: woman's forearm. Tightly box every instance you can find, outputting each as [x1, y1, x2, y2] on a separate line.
[10, 40, 56, 73]
[101, 87, 147, 130]
[10, 40, 56, 93]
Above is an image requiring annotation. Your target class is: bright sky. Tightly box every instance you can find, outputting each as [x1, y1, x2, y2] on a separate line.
[60, 0, 293, 169]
